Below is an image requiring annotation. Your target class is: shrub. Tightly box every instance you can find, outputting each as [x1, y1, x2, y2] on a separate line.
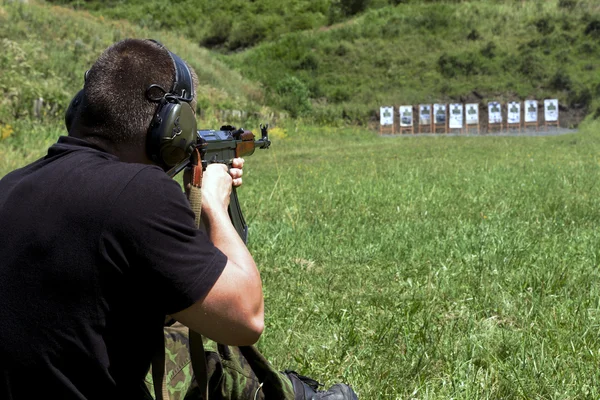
[567, 87, 592, 111]
[200, 13, 232, 49]
[584, 19, 600, 39]
[227, 16, 269, 51]
[558, 0, 578, 10]
[548, 69, 573, 91]
[337, 0, 372, 17]
[467, 29, 481, 41]
[438, 52, 485, 78]
[518, 54, 547, 81]
[296, 53, 320, 71]
[274, 76, 312, 118]
[480, 41, 496, 59]
[534, 17, 554, 35]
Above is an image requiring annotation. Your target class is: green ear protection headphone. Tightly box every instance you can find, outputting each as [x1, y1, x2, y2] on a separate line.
[145, 39, 197, 169]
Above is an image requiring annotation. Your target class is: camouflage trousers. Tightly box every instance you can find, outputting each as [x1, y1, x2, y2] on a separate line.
[145, 323, 296, 400]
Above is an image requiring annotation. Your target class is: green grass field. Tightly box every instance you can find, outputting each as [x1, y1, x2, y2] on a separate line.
[237, 120, 600, 398]
[3, 117, 600, 398]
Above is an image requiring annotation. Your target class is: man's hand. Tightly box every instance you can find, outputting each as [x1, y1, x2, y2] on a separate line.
[200, 157, 244, 215]
[183, 158, 245, 214]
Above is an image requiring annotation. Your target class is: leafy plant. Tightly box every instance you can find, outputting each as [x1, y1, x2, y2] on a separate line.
[274, 76, 312, 117]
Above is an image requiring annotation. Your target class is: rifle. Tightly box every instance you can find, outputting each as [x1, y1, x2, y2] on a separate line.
[166, 124, 271, 243]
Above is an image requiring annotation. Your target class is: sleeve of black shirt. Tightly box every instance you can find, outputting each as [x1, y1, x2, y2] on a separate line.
[101, 165, 228, 315]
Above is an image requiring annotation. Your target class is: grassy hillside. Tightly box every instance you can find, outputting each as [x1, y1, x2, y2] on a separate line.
[44, 0, 391, 52]
[226, 0, 600, 124]
[41, 0, 600, 125]
[0, 0, 269, 133]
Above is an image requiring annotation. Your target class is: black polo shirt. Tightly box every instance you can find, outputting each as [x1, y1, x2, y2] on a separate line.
[0, 136, 227, 399]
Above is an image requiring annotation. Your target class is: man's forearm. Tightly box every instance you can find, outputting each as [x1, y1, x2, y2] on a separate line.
[203, 206, 265, 334]
[203, 207, 259, 279]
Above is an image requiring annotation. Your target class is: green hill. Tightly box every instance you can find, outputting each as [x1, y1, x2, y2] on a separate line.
[226, 1, 600, 124]
[1, 0, 599, 138]
[0, 0, 276, 175]
[0, 0, 268, 127]
[41, 0, 600, 125]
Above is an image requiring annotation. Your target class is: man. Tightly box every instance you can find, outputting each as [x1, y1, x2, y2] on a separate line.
[0, 39, 357, 400]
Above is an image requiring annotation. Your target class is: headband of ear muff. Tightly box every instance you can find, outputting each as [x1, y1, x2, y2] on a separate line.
[146, 39, 197, 169]
[65, 89, 84, 132]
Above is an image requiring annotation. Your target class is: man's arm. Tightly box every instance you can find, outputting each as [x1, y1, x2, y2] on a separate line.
[172, 160, 264, 346]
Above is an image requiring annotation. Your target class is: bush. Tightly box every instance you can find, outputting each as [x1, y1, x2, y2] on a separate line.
[467, 29, 481, 41]
[274, 76, 312, 118]
[438, 52, 486, 78]
[558, 0, 578, 10]
[567, 87, 592, 111]
[200, 13, 232, 49]
[548, 69, 573, 91]
[336, 0, 372, 17]
[534, 17, 554, 35]
[480, 41, 497, 59]
[227, 15, 270, 51]
[518, 54, 547, 81]
[584, 19, 600, 39]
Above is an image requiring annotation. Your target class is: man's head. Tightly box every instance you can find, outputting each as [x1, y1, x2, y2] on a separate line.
[68, 39, 199, 166]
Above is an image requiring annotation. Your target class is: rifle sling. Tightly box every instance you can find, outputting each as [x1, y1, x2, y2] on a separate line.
[152, 152, 209, 400]
[188, 153, 209, 400]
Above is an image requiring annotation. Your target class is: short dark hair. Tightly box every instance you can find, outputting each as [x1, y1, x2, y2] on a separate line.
[74, 39, 197, 147]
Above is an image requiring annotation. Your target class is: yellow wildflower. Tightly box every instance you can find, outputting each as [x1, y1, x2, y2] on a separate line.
[1, 124, 14, 140]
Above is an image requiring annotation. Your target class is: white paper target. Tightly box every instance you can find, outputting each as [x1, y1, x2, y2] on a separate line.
[380, 106, 394, 126]
[465, 104, 479, 125]
[434, 104, 446, 125]
[544, 99, 559, 122]
[507, 102, 521, 124]
[419, 104, 431, 125]
[449, 104, 463, 129]
[488, 102, 502, 124]
[525, 100, 538, 123]
[399, 106, 413, 127]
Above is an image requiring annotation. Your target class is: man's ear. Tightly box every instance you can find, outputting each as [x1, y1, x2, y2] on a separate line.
[65, 89, 84, 133]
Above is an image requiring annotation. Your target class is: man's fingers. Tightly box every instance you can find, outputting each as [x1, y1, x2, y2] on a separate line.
[229, 167, 243, 187]
[231, 158, 245, 169]
[229, 168, 243, 179]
